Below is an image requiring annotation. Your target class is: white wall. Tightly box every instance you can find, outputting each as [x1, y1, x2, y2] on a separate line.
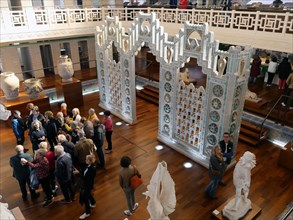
[0, 47, 23, 80]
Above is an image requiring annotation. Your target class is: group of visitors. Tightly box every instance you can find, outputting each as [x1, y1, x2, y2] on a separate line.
[249, 55, 293, 109]
[9, 102, 116, 219]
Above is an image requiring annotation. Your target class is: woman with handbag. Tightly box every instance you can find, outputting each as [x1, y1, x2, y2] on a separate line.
[21, 149, 54, 207]
[73, 154, 97, 220]
[119, 156, 141, 216]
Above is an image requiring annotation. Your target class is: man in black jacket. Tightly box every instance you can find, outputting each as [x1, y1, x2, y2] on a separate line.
[10, 145, 39, 201]
[55, 145, 75, 203]
[218, 132, 234, 185]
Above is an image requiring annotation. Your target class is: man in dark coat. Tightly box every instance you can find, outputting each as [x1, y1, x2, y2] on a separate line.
[278, 57, 292, 90]
[58, 134, 75, 161]
[218, 132, 234, 185]
[54, 145, 75, 203]
[10, 145, 39, 201]
[92, 118, 105, 168]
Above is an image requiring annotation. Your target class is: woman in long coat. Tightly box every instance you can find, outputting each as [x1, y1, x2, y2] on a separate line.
[278, 57, 292, 90]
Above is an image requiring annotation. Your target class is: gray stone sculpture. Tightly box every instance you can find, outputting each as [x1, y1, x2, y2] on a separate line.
[223, 151, 256, 220]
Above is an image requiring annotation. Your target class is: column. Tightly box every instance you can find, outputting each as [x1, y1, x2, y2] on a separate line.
[0, 47, 23, 81]
[69, 40, 81, 71]
[29, 45, 45, 78]
[43, 0, 55, 9]
[64, 0, 76, 8]
[87, 38, 96, 68]
[0, 0, 9, 8]
[50, 42, 62, 74]
[83, 0, 92, 7]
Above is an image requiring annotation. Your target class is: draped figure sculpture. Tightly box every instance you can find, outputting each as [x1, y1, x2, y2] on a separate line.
[143, 161, 176, 220]
[223, 151, 256, 220]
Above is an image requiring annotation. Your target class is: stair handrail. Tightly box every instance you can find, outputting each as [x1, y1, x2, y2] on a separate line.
[259, 94, 292, 140]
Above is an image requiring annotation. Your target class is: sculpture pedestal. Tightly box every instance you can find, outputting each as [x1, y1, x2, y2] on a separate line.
[212, 196, 261, 220]
[56, 77, 83, 109]
[222, 196, 251, 220]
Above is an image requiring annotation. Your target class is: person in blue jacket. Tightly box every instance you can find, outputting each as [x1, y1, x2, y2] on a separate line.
[11, 110, 26, 146]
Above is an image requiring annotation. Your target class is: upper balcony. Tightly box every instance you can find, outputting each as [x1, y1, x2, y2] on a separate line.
[0, 7, 292, 53]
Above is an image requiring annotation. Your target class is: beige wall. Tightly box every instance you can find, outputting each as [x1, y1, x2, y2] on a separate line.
[69, 40, 81, 71]
[29, 45, 44, 78]
[87, 38, 96, 68]
[0, 47, 23, 80]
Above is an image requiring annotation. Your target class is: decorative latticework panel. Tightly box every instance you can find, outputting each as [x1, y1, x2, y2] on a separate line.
[108, 60, 122, 110]
[175, 81, 205, 150]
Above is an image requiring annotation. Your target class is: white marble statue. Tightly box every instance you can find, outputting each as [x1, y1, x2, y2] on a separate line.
[0, 195, 15, 220]
[245, 89, 262, 103]
[223, 151, 256, 220]
[0, 104, 11, 121]
[143, 161, 176, 220]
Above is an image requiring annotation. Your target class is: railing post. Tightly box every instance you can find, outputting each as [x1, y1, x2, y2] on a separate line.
[161, 7, 164, 22]
[254, 11, 259, 32]
[125, 7, 128, 21]
[192, 8, 195, 24]
[209, 9, 213, 27]
[147, 7, 150, 14]
[230, 10, 235, 29]
[25, 8, 36, 30]
[175, 8, 178, 24]
[282, 12, 289, 34]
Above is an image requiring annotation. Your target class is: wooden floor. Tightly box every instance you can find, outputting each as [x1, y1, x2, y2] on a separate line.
[0, 92, 292, 220]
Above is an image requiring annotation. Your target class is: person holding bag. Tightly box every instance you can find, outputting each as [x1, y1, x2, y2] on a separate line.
[119, 156, 141, 216]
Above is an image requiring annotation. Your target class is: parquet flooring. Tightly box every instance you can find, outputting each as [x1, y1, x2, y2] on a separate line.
[0, 93, 292, 220]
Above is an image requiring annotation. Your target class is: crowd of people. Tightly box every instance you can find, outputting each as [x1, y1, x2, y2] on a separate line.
[9, 102, 122, 219]
[249, 55, 293, 109]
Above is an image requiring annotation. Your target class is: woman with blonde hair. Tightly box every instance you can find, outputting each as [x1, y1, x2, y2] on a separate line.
[74, 154, 97, 219]
[72, 108, 81, 123]
[205, 145, 224, 199]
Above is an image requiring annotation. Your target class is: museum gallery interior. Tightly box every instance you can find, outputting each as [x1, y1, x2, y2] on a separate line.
[0, 0, 293, 219]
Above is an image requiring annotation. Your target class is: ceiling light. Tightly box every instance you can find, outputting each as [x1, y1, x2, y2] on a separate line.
[99, 112, 104, 115]
[115, 122, 122, 126]
[155, 145, 164, 151]
[183, 162, 193, 168]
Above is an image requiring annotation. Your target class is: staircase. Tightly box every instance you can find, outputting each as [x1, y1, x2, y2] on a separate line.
[136, 85, 159, 105]
[239, 120, 267, 146]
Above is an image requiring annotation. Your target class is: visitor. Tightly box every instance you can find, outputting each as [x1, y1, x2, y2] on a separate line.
[55, 112, 64, 132]
[58, 134, 75, 161]
[60, 102, 72, 118]
[21, 149, 54, 207]
[119, 156, 140, 216]
[205, 145, 224, 199]
[81, 117, 94, 139]
[44, 111, 58, 151]
[281, 72, 293, 109]
[72, 108, 82, 123]
[26, 103, 34, 117]
[55, 145, 75, 204]
[27, 106, 45, 131]
[278, 57, 292, 90]
[11, 110, 27, 147]
[266, 56, 278, 86]
[10, 145, 39, 201]
[87, 108, 98, 122]
[103, 110, 113, 153]
[39, 142, 58, 195]
[74, 129, 96, 170]
[73, 154, 97, 220]
[92, 118, 105, 168]
[70, 121, 80, 144]
[249, 55, 261, 84]
[218, 132, 234, 185]
[31, 120, 46, 153]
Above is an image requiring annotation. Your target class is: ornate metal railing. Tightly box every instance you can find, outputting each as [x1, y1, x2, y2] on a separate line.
[1, 7, 292, 35]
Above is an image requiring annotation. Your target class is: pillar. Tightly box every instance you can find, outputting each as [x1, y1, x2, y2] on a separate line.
[29, 45, 45, 78]
[20, 0, 33, 7]
[69, 40, 81, 71]
[0, 47, 23, 81]
[87, 38, 96, 68]
[50, 42, 62, 75]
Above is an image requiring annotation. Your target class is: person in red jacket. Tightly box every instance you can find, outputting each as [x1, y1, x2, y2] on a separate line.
[102, 110, 113, 154]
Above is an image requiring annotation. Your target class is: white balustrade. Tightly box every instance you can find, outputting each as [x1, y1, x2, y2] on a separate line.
[0, 7, 291, 52]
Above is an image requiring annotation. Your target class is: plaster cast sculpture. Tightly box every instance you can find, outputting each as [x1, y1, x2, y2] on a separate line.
[245, 90, 262, 103]
[0, 195, 15, 220]
[23, 78, 43, 99]
[0, 104, 11, 120]
[0, 72, 19, 100]
[179, 68, 196, 83]
[143, 161, 176, 220]
[223, 151, 256, 220]
[57, 54, 74, 82]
